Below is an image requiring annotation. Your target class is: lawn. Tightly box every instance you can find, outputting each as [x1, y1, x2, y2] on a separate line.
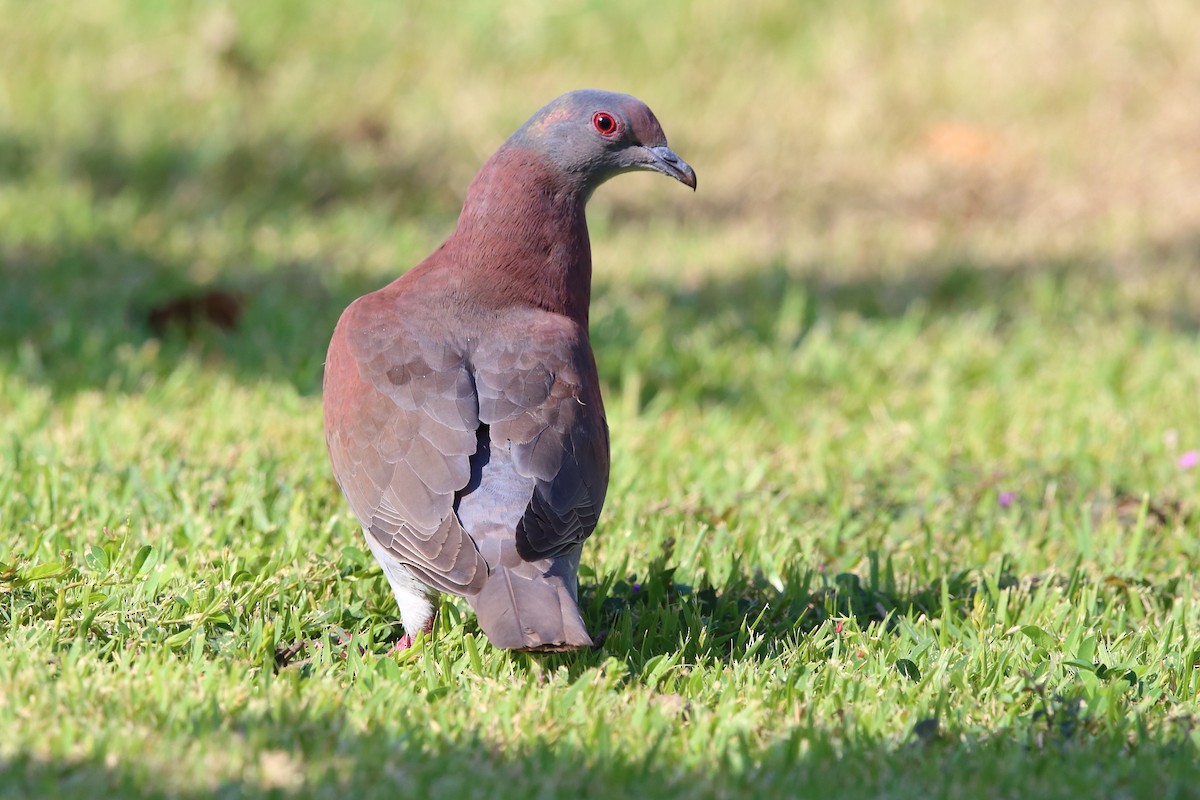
[2, 1, 1200, 797]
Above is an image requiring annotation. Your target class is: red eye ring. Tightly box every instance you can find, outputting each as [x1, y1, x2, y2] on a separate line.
[592, 111, 619, 137]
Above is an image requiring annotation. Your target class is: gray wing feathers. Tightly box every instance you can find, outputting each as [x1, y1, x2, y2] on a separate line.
[330, 305, 607, 648]
[329, 309, 489, 596]
[465, 325, 608, 649]
[474, 333, 609, 563]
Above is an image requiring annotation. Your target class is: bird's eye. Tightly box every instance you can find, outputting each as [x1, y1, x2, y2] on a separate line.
[592, 112, 619, 136]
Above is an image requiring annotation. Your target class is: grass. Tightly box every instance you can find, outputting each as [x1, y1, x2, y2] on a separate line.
[2, 0, 1200, 797]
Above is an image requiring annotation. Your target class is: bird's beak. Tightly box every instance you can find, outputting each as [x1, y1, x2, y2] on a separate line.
[641, 145, 697, 190]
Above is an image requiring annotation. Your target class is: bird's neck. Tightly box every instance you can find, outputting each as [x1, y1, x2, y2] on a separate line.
[447, 146, 593, 324]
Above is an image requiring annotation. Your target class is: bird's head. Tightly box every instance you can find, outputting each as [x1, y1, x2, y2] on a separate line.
[509, 89, 697, 195]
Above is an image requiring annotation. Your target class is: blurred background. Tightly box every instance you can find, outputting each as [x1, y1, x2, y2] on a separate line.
[3, 4, 1200, 794]
[2, 0, 1197, 398]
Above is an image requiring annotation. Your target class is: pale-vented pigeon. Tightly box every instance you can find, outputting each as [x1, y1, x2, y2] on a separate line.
[323, 90, 695, 650]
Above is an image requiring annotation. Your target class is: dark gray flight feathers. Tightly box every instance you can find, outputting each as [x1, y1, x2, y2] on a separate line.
[323, 90, 695, 650]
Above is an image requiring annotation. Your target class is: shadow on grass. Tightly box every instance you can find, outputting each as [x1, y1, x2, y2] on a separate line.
[0, 239, 385, 396]
[553, 541, 1185, 689]
[0, 240, 1177, 400]
[0, 121, 466, 395]
[3, 693, 1198, 800]
[573, 549, 980, 667]
[592, 250, 1200, 411]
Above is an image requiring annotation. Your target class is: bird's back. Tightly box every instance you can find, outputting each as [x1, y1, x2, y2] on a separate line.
[324, 258, 609, 649]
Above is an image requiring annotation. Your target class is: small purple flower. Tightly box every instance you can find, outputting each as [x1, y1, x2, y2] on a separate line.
[1179, 450, 1199, 471]
[998, 491, 1016, 509]
[631, 583, 641, 594]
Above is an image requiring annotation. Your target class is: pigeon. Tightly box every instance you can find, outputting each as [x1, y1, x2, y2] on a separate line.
[323, 90, 695, 650]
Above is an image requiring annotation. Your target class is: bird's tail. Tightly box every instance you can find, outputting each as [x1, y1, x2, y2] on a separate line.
[467, 560, 593, 651]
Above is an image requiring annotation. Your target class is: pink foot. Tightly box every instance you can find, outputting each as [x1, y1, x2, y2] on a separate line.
[388, 619, 434, 654]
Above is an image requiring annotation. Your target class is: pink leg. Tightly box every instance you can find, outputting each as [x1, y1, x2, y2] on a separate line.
[389, 618, 435, 654]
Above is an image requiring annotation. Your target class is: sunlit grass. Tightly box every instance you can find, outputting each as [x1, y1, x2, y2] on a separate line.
[2, 1, 1200, 797]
